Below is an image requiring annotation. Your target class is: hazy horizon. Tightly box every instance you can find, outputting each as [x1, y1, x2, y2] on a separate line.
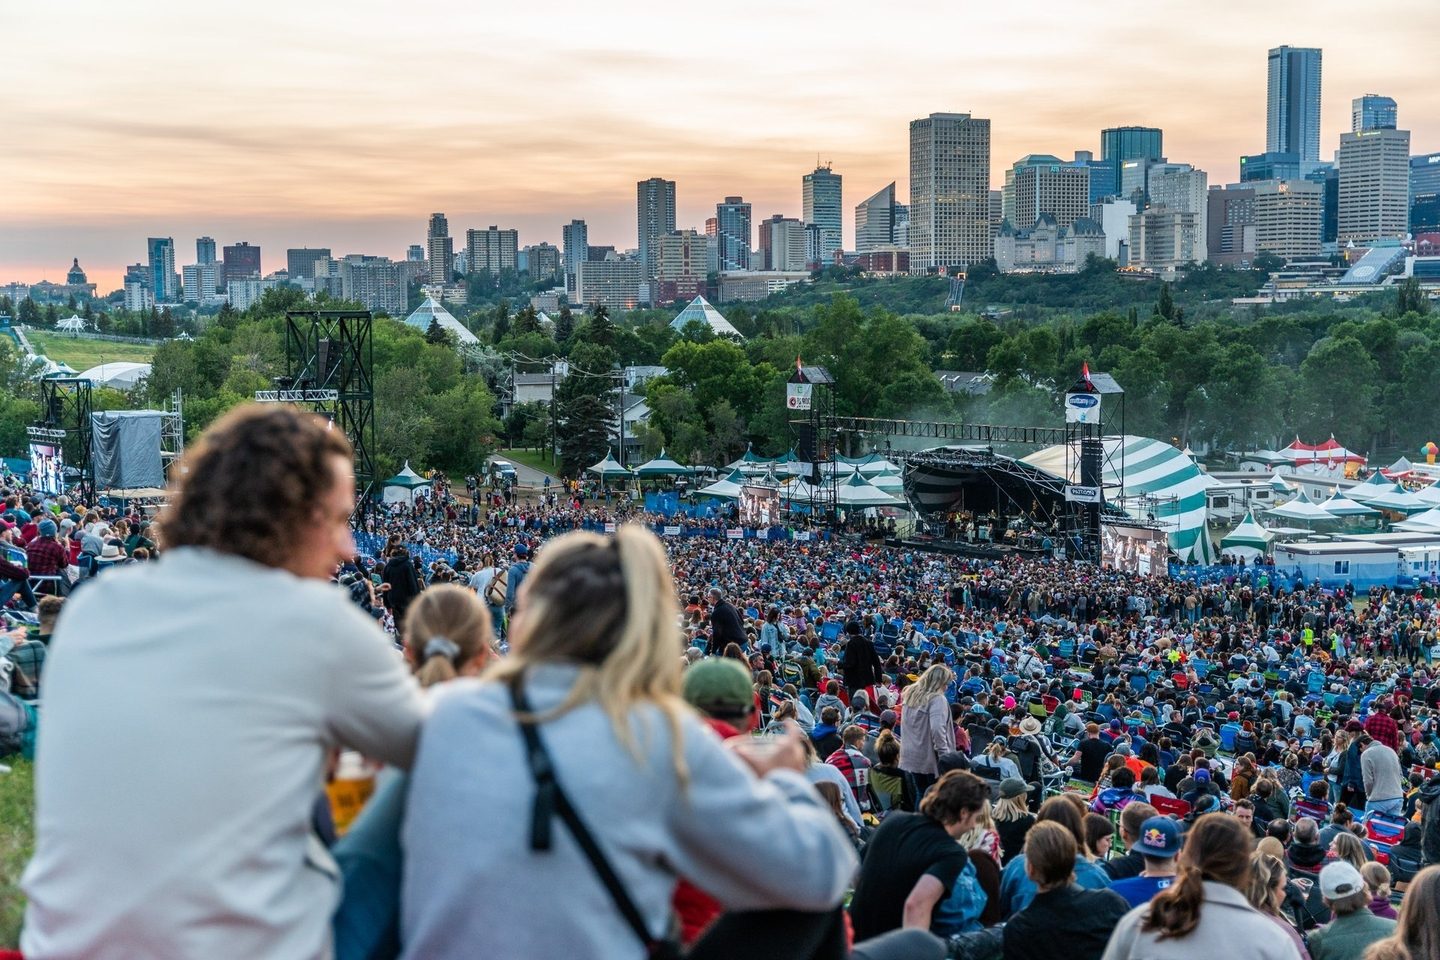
[4, 0, 1438, 293]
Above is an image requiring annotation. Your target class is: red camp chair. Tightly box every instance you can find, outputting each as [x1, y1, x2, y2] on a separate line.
[1150, 795, 1191, 819]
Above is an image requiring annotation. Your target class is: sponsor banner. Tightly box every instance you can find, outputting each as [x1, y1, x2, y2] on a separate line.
[1065, 484, 1102, 504]
[663, 525, 681, 536]
[603, 522, 617, 533]
[786, 382, 813, 410]
[725, 528, 743, 540]
[794, 531, 811, 541]
[1064, 391, 1101, 424]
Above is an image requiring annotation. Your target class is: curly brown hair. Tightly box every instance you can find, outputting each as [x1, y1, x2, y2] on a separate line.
[159, 404, 352, 565]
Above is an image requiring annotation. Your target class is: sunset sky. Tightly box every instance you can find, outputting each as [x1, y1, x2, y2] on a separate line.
[4, 0, 1438, 292]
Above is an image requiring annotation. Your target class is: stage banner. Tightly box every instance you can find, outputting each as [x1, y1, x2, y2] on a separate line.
[663, 525, 681, 536]
[725, 528, 743, 540]
[786, 382, 812, 410]
[1064, 392, 1101, 424]
[1065, 484, 1102, 504]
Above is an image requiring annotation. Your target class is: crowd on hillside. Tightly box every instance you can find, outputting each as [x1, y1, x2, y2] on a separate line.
[6, 418, 1440, 960]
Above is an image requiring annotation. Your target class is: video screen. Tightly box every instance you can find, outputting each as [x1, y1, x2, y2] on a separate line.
[1102, 523, 1169, 576]
[739, 484, 781, 527]
[29, 442, 64, 496]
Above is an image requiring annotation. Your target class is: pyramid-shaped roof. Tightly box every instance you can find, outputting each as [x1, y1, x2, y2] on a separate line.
[404, 297, 479, 345]
[670, 296, 743, 339]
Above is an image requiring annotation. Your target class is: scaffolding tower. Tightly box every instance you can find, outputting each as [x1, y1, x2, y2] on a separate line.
[787, 362, 838, 524]
[1061, 369, 1125, 564]
[30, 377, 94, 500]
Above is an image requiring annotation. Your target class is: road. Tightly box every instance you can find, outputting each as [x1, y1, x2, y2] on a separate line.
[487, 454, 557, 491]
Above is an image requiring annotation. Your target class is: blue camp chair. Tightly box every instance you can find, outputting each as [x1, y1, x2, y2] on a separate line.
[1219, 723, 1241, 753]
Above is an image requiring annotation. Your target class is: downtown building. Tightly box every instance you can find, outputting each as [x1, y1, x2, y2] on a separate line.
[854, 181, 908, 253]
[993, 215, 1106, 273]
[562, 219, 588, 293]
[223, 241, 262, 286]
[1128, 206, 1200, 275]
[1412, 153, 1440, 231]
[465, 226, 520, 275]
[636, 178, 677, 279]
[146, 237, 179, 303]
[716, 197, 753, 271]
[426, 214, 453, 285]
[802, 164, 842, 266]
[577, 257, 644, 311]
[182, 262, 221, 303]
[338, 255, 408, 316]
[757, 215, 808, 271]
[523, 242, 562, 281]
[652, 229, 709, 304]
[1251, 180, 1323, 260]
[1098, 126, 1163, 199]
[1146, 164, 1209, 263]
[1004, 156, 1092, 229]
[286, 247, 331, 280]
[1206, 185, 1257, 266]
[1267, 45, 1322, 163]
[1338, 127, 1411, 244]
[908, 112, 991, 273]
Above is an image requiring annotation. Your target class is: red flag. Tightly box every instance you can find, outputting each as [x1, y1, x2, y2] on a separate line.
[796, 355, 804, 372]
[1081, 361, 1094, 387]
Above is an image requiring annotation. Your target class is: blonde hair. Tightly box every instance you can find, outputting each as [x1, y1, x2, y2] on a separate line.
[904, 663, 953, 707]
[1362, 860, 1391, 901]
[487, 526, 689, 786]
[993, 793, 1031, 823]
[957, 801, 996, 850]
[403, 584, 493, 688]
[1332, 831, 1368, 871]
[1245, 851, 1288, 916]
[1366, 866, 1440, 960]
[1256, 836, 1285, 861]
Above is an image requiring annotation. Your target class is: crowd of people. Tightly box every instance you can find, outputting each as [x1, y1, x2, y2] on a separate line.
[6, 405, 1440, 960]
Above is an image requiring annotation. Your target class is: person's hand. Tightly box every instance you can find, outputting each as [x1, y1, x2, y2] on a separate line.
[727, 721, 806, 777]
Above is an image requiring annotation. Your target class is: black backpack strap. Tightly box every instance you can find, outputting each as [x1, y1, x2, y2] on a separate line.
[508, 676, 667, 955]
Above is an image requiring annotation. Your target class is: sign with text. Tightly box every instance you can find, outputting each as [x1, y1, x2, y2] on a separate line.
[725, 528, 743, 540]
[786, 382, 813, 410]
[793, 531, 811, 541]
[1064, 391, 1101, 424]
[1065, 484, 1102, 504]
[603, 522, 616, 533]
[663, 525, 681, 536]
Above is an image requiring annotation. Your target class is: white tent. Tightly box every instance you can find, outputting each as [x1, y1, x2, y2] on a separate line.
[382, 461, 432, 504]
[781, 479, 826, 505]
[56, 316, 87, 334]
[870, 470, 904, 494]
[585, 449, 631, 481]
[696, 468, 748, 501]
[1414, 483, 1440, 506]
[77, 361, 151, 390]
[1365, 487, 1431, 515]
[1220, 510, 1274, 560]
[1264, 490, 1335, 524]
[1268, 471, 1294, 495]
[1396, 507, 1440, 532]
[836, 452, 901, 476]
[835, 472, 903, 508]
[1347, 474, 1402, 503]
[1319, 492, 1380, 518]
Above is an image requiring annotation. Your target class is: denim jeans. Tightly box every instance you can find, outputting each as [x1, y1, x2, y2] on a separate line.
[1366, 797, 1403, 817]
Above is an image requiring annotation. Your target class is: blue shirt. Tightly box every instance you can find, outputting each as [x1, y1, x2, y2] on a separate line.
[1107, 873, 1174, 907]
[999, 852, 1110, 916]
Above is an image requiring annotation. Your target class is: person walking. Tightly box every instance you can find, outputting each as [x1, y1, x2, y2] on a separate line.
[899, 664, 956, 796]
[840, 620, 884, 701]
[23, 405, 426, 960]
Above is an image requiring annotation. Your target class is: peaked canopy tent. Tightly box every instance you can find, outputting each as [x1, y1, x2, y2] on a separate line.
[1264, 490, 1336, 525]
[1383, 456, 1417, 478]
[1319, 492, 1380, 519]
[781, 479, 826, 505]
[869, 470, 904, 494]
[835, 472, 904, 509]
[1268, 472, 1294, 495]
[835, 452, 902, 476]
[696, 468, 748, 501]
[1278, 436, 1367, 478]
[1365, 487, 1433, 515]
[1347, 474, 1402, 503]
[1416, 483, 1440, 506]
[724, 443, 775, 475]
[585, 449, 632, 481]
[382, 461, 431, 504]
[403, 297, 479, 346]
[1396, 507, 1440, 532]
[633, 449, 694, 479]
[1220, 510, 1274, 560]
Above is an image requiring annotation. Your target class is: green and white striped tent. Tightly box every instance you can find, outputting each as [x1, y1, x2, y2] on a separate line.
[1021, 436, 1213, 563]
[1220, 510, 1273, 559]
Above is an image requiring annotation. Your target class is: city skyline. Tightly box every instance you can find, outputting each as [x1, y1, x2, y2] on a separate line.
[5, 1, 1440, 291]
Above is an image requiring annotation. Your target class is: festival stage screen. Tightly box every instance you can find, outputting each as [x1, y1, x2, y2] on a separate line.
[739, 484, 781, 527]
[1102, 523, 1169, 576]
[29, 442, 64, 496]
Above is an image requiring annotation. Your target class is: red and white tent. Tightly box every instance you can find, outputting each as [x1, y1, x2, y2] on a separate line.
[1278, 436, 1367, 467]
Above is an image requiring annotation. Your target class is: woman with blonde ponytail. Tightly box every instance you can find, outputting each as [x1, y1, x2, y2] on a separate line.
[401, 526, 866, 960]
[403, 583, 494, 688]
[1102, 813, 1302, 960]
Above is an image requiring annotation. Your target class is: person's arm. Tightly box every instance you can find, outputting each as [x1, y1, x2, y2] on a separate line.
[903, 874, 945, 930]
[322, 599, 427, 769]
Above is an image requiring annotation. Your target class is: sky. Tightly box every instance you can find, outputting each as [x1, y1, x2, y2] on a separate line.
[4, 0, 1439, 293]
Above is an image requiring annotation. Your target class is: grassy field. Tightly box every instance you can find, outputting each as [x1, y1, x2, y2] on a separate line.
[26, 332, 156, 370]
[498, 447, 559, 479]
[0, 759, 34, 948]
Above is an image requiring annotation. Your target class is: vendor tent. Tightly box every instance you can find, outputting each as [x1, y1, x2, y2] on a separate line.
[1364, 487, 1431, 515]
[723, 443, 773, 475]
[382, 461, 431, 504]
[1347, 474, 1401, 502]
[1221, 511, 1274, 559]
[1396, 507, 1440, 532]
[781, 479, 825, 504]
[870, 470, 904, 494]
[1384, 456, 1416, 477]
[1268, 472, 1294, 494]
[1264, 490, 1335, 524]
[836, 452, 901, 476]
[633, 448, 694, 478]
[835, 472, 903, 508]
[1414, 483, 1440, 506]
[696, 468, 748, 500]
[585, 449, 631, 480]
[1319, 492, 1380, 518]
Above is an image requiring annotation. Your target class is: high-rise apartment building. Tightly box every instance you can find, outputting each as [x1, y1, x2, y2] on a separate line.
[524, 242, 562, 281]
[223, 241, 262, 285]
[407, 244, 425, 262]
[1146, 164, 1209, 262]
[465, 226, 520, 276]
[182, 263, 220, 302]
[1267, 46, 1322, 163]
[147, 237, 178, 302]
[562, 219, 588, 293]
[1252, 180, 1323, 260]
[576, 258, 644, 311]
[909, 112, 992, 272]
[759, 217, 808, 272]
[339, 255, 407, 316]
[1338, 127, 1411, 244]
[286, 247, 331, 280]
[1206, 185, 1256, 266]
[653, 229, 708, 304]
[802, 164, 843, 264]
[855, 182, 907, 252]
[636, 178, 677, 280]
[426, 214, 453, 285]
[716, 197, 752, 271]
[196, 236, 217, 265]
[124, 277, 153, 313]
[1099, 127, 1164, 197]
[1128, 206, 1200, 274]
[1352, 94, 1397, 132]
[1011, 160, 1091, 229]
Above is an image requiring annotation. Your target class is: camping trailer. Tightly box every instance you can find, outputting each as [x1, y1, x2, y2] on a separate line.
[1272, 541, 1400, 590]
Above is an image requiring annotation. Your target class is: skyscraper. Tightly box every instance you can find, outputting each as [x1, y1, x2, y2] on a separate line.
[908, 113, 991, 272]
[287, 248, 331, 280]
[716, 197, 752, 271]
[855, 182, 905, 253]
[1267, 46, 1322, 163]
[1251, 180, 1323, 260]
[465, 226, 520, 275]
[1411, 153, 1440, 231]
[562, 220, 588, 293]
[147, 237, 177, 302]
[802, 164, 843, 264]
[1145, 164, 1209, 262]
[757, 216, 808, 271]
[1338, 127, 1411, 244]
[1352, 94, 1397, 132]
[223, 242, 262, 283]
[1011, 160, 1091, 229]
[1099, 127, 1164, 198]
[636, 178, 677, 280]
[196, 236, 216, 265]
[426, 213, 453, 285]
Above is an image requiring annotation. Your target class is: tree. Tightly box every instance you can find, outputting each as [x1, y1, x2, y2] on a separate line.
[1154, 282, 1178, 324]
[1394, 277, 1432, 318]
[17, 298, 40, 325]
[1291, 336, 1380, 441]
[152, 306, 177, 340]
[946, 318, 1005, 369]
[557, 394, 616, 475]
[513, 304, 542, 337]
[585, 305, 617, 348]
[555, 303, 575, 344]
[491, 310, 510, 345]
[424, 316, 452, 346]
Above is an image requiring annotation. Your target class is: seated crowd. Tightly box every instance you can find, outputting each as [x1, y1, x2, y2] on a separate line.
[4, 404, 1440, 960]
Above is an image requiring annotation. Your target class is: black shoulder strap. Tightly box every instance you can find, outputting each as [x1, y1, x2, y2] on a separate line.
[508, 677, 663, 953]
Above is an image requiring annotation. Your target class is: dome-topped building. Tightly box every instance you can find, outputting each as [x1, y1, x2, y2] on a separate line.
[66, 258, 88, 285]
